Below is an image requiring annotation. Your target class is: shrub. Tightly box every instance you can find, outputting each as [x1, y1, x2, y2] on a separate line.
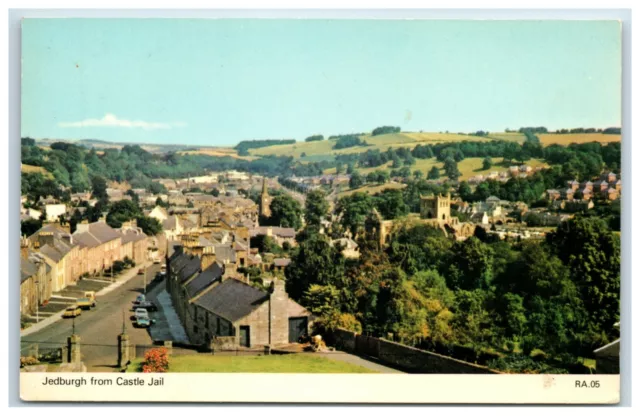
[141, 347, 169, 373]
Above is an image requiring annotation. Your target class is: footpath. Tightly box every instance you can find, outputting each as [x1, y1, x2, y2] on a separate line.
[20, 261, 153, 337]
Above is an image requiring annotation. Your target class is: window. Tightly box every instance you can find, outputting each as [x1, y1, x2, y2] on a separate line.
[194, 325, 198, 333]
[205, 313, 209, 329]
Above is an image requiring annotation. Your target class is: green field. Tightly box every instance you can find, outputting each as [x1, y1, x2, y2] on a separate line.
[327, 157, 548, 182]
[126, 353, 376, 373]
[21, 164, 53, 178]
[249, 132, 493, 159]
[337, 182, 407, 198]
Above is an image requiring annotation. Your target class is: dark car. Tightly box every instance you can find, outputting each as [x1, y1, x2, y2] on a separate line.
[133, 301, 158, 312]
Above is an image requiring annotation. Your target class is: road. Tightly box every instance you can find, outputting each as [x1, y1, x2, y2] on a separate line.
[21, 264, 163, 372]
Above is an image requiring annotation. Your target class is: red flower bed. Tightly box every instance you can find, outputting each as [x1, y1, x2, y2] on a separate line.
[141, 347, 169, 373]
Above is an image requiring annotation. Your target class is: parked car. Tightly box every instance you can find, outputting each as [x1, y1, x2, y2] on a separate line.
[132, 308, 155, 328]
[133, 294, 146, 304]
[133, 301, 158, 312]
[153, 258, 161, 264]
[138, 268, 145, 275]
[134, 314, 155, 328]
[76, 297, 96, 310]
[62, 306, 82, 318]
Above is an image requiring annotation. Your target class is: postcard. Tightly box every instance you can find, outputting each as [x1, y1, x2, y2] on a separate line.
[18, 17, 621, 404]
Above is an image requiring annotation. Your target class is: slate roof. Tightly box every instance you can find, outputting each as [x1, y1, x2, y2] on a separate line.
[193, 279, 269, 322]
[72, 222, 121, 248]
[185, 263, 223, 298]
[20, 256, 38, 283]
[177, 257, 202, 284]
[213, 244, 236, 263]
[119, 228, 147, 245]
[162, 216, 179, 231]
[249, 226, 296, 238]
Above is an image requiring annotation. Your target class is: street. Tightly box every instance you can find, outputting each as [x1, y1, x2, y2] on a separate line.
[21, 263, 163, 372]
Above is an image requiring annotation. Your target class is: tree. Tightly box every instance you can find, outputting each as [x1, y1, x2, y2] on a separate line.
[427, 166, 441, 180]
[446, 236, 494, 290]
[546, 217, 620, 342]
[285, 233, 346, 301]
[349, 171, 364, 189]
[90, 175, 109, 205]
[106, 199, 142, 228]
[136, 215, 163, 236]
[21, 219, 42, 237]
[443, 158, 461, 181]
[413, 170, 424, 180]
[482, 156, 492, 170]
[266, 194, 303, 230]
[458, 181, 473, 202]
[305, 189, 329, 228]
[336, 192, 374, 236]
[373, 189, 408, 220]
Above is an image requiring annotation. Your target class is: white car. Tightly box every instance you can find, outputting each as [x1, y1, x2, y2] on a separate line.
[134, 308, 149, 318]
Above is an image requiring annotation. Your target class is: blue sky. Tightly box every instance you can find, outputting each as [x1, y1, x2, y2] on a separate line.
[21, 19, 621, 147]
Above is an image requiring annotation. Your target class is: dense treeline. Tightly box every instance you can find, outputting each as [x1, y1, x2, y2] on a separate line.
[20, 139, 332, 200]
[305, 134, 324, 142]
[234, 139, 296, 155]
[332, 135, 368, 150]
[554, 127, 621, 134]
[287, 188, 620, 372]
[371, 126, 401, 136]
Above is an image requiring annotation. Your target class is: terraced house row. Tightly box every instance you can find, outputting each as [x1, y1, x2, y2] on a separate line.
[20, 220, 149, 318]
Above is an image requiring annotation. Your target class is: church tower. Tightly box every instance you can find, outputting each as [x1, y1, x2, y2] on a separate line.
[260, 178, 272, 219]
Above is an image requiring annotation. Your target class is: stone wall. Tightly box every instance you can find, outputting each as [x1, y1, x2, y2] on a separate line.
[211, 336, 237, 351]
[333, 328, 500, 374]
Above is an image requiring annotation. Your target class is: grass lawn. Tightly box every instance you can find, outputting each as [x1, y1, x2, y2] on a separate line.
[126, 353, 376, 373]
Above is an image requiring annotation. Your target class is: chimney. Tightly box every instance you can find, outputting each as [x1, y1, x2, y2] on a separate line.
[74, 221, 90, 234]
[268, 278, 288, 346]
[61, 233, 73, 245]
[201, 252, 217, 271]
[38, 231, 55, 248]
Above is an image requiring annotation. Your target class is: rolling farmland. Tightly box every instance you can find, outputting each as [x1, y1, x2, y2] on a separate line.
[537, 133, 621, 146]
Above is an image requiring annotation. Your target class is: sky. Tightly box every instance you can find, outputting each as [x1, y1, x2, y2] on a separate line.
[21, 19, 621, 147]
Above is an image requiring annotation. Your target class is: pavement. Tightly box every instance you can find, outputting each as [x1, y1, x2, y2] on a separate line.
[20, 263, 164, 372]
[314, 351, 404, 373]
[146, 279, 189, 344]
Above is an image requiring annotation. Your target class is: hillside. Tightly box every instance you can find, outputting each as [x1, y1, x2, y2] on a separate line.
[536, 133, 621, 146]
[325, 157, 548, 181]
[249, 132, 493, 160]
[21, 164, 53, 178]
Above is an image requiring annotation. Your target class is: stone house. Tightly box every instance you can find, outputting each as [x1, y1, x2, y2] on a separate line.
[118, 226, 149, 265]
[604, 188, 619, 201]
[167, 246, 312, 350]
[249, 226, 297, 248]
[45, 204, 67, 222]
[581, 188, 593, 201]
[567, 180, 579, 191]
[615, 180, 621, 191]
[580, 181, 593, 191]
[546, 189, 561, 201]
[562, 189, 575, 201]
[601, 172, 617, 183]
[190, 278, 311, 350]
[593, 180, 609, 192]
[72, 221, 123, 275]
[148, 205, 169, 222]
[20, 241, 52, 315]
[27, 224, 82, 291]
